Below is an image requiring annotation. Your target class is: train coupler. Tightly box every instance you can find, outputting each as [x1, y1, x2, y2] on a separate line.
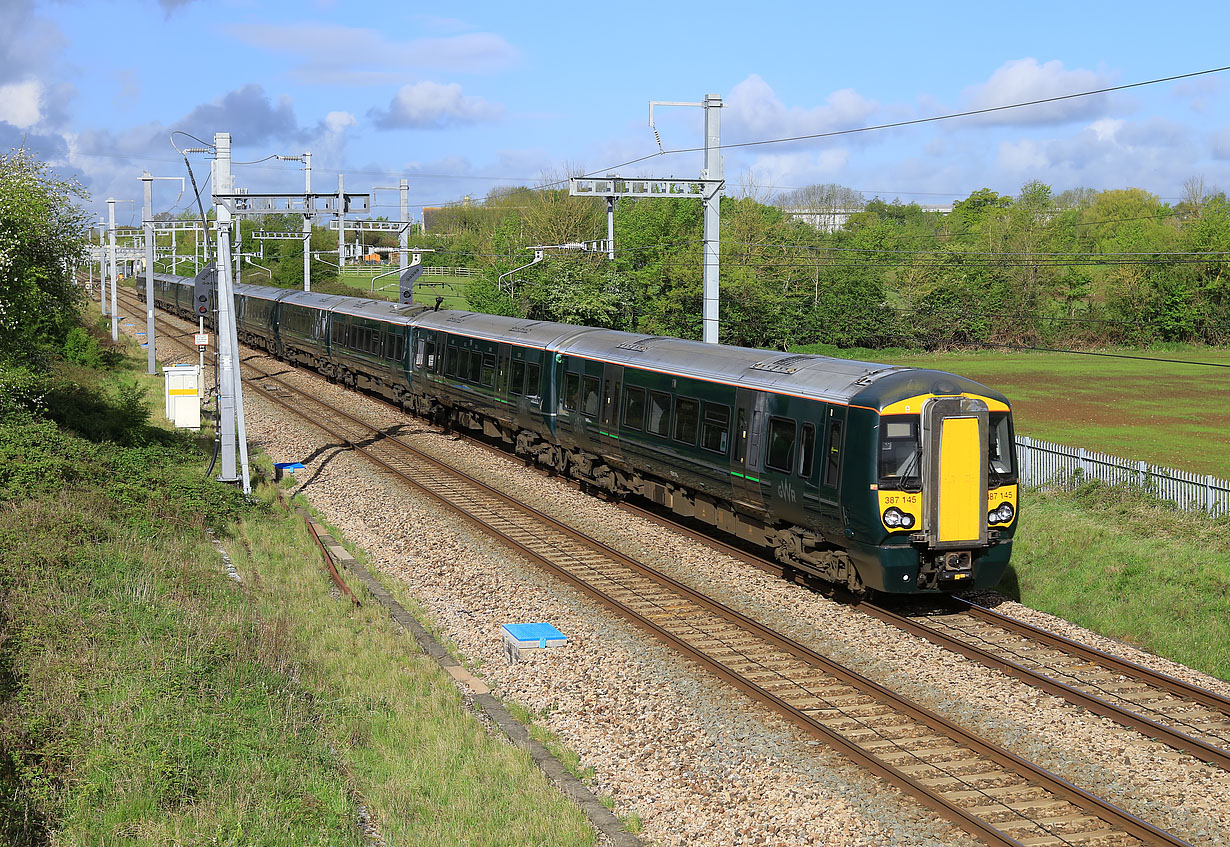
[917, 550, 974, 590]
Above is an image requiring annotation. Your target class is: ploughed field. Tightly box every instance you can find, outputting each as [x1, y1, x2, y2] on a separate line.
[870, 346, 1230, 478]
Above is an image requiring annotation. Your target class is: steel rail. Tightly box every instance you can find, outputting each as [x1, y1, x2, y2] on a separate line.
[952, 596, 1230, 715]
[131, 291, 1196, 847]
[857, 600, 1230, 770]
[607, 495, 1230, 771]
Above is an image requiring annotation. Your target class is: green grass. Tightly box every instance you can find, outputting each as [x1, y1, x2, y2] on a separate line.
[0, 325, 594, 846]
[1001, 482, 1230, 681]
[794, 342, 1230, 478]
[336, 267, 472, 309]
[227, 483, 596, 847]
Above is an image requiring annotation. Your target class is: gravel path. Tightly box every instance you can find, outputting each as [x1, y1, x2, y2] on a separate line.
[136, 316, 1230, 847]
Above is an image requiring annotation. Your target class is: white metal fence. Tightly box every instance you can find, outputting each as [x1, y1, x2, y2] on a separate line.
[421, 265, 478, 277]
[1015, 436, 1230, 516]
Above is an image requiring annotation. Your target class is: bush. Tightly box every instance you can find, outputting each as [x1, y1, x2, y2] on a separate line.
[62, 327, 102, 368]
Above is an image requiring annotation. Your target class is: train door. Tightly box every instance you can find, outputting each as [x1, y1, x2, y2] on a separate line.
[730, 388, 765, 511]
[921, 397, 988, 549]
[599, 362, 623, 457]
[817, 405, 847, 525]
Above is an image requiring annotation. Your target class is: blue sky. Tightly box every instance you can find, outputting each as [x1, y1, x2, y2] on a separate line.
[4, 0, 1230, 224]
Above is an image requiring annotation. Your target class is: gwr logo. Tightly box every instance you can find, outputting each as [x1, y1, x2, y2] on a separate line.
[776, 480, 798, 504]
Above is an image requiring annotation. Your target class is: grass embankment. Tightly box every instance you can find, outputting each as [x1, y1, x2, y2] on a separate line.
[0, 323, 594, 845]
[1003, 483, 1230, 681]
[335, 267, 471, 309]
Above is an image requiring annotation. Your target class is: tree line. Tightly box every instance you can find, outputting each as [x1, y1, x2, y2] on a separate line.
[96, 166, 1230, 352]
[390, 176, 1230, 350]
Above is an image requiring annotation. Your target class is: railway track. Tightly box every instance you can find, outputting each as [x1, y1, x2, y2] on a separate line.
[125, 291, 1198, 847]
[608, 496, 1230, 773]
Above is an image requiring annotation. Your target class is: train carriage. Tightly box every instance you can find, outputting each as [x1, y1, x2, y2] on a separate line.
[325, 298, 419, 401]
[139, 272, 1018, 596]
[273, 290, 348, 371]
[409, 310, 584, 455]
[234, 284, 286, 351]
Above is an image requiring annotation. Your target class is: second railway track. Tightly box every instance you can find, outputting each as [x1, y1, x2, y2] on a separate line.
[125, 290, 1205, 847]
[606, 495, 1230, 772]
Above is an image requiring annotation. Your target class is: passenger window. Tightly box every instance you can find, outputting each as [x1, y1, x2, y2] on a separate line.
[564, 373, 580, 410]
[481, 354, 496, 387]
[799, 423, 816, 479]
[446, 343, 460, 377]
[623, 386, 646, 430]
[526, 363, 540, 398]
[766, 417, 796, 472]
[510, 360, 526, 396]
[581, 376, 600, 417]
[824, 421, 843, 487]
[701, 403, 730, 455]
[424, 341, 435, 370]
[673, 397, 699, 445]
[647, 391, 671, 437]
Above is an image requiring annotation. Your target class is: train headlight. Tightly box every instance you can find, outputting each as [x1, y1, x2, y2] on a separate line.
[988, 503, 1015, 524]
[900, 513, 915, 529]
[883, 508, 903, 528]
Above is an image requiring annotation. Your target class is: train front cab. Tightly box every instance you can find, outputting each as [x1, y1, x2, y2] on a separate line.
[846, 390, 1017, 594]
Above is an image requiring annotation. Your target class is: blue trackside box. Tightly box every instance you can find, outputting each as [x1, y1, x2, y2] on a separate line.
[502, 622, 566, 661]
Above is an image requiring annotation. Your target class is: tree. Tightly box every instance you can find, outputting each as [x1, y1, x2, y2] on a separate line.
[0, 148, 89, 363]
[773, 183, 864, 232]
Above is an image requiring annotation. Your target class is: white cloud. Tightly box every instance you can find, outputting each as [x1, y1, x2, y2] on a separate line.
[369, 81, 503, 130]
[725, 75, 878, 142]
[959, 58, 1116, 127]
[0, 79, 43, 128]
[224, 24, 518, 84]
[1212, 129, 1230, 161]
[738, 149, 851, 193]
[323, 111, 356, 134]
[1089, 118, 1123, 143]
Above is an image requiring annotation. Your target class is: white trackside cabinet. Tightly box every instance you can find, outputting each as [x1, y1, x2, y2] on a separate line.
[163, 364, 201, 430]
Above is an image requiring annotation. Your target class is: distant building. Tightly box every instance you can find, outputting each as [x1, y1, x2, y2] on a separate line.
[785, 203, 953, 233]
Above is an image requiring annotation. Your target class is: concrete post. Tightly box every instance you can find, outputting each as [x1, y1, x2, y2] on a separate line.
[142, 172, 156, 374]
[606, 196, 616, 261]
[337, 173, 345, 271]
[702, 93, 723, 345]
[98, 217, 106, 313]
[399, 178, 409, 273]
[303, 150, 312, 292]
[212, 131, 251, 492]
[108, 199, 118, 342]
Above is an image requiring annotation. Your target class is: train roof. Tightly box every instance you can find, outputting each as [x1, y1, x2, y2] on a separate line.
[155, 276, 1008, 411]
[329, 297, 427, 323]
[277, 289, 353, 311]
[234, 283, 292, 300]
[415, 310, 1009, 410]
[412, 309, 602, 349]
[555, 330, 909, 404]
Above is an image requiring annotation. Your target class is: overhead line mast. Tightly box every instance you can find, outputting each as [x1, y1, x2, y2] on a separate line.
[572, 93, 724, 343]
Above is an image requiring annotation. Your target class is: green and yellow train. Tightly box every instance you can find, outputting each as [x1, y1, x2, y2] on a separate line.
[145, 272, 1019, 594]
